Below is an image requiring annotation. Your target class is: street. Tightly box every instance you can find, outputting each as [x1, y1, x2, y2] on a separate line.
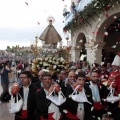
[0, 81, 14, 120]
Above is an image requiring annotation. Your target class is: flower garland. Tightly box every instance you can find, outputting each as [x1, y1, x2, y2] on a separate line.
[63, 0, 119, 32]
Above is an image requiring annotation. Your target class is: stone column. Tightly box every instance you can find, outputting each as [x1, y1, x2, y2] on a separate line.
[71, 47, 81, 62]
[86, 42, 105, 65]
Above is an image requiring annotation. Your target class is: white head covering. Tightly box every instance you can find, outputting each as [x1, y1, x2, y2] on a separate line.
[112, 55, 120, 66]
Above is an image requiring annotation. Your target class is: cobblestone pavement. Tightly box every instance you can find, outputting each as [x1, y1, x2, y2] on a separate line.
[0, 82, 14, 120]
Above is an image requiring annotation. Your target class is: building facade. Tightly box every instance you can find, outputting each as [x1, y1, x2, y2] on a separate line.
[64, 0, 120, 65]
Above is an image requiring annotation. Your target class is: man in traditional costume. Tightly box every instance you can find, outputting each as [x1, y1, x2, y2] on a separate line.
[86, 70, 109, 120]
[65, 72, 93, 120]
[35, 73, 66, 120]
[11, 71, 37, 120]
[108, 53, 120, 120]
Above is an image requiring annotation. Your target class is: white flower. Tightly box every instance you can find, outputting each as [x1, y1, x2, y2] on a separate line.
[60, 57, 65, 62]
[53, 65, 56, 69]
[39, 58, 43, 61]
[37, 65, 39, 68]
[52, 57, 55, 60]
[56, 62, 59, 65]
[45, 57, 48, 61]
[49, 60, 52, 63]
[46, 67, 49, 70]
[39, 62, 42, 64]
[52, 61, 55, 64]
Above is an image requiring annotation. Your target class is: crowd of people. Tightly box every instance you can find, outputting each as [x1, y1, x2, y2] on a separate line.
[0, 53, 120, 120]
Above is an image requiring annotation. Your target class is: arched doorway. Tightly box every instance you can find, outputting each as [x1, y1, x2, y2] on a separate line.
[103, 17, 120, 63]
[76, 33, 86, 61]
[95, 12, 120, 64]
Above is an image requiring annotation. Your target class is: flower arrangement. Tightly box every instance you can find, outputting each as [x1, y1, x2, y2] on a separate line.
[31, 56, 69, 74]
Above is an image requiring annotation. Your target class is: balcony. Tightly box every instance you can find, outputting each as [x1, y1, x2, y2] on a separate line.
[64, 0, 93, 26]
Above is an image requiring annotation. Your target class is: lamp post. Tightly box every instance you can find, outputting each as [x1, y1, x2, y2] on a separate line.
[64, 31, 70, 62]
[64, 31, 69, 47]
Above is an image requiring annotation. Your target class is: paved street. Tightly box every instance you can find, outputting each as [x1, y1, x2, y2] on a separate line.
[0, 81, 14, 120]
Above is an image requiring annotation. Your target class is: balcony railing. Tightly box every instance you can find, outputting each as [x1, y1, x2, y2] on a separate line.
[64, 0, 93, 26]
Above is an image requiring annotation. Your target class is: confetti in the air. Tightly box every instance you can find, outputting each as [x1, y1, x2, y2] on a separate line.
[25, 2, 28, 5]
[37, 21, 40, 25]
[111, 45, 117, 48]
[113, 16, 117, 19]
[104, 32, 108, 36]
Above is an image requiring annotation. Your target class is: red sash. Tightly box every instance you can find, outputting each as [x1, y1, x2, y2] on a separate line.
[18, 110, 27, 118]
[40, 112, 63, 120]
[40, 113, 54, 120]
[94, 102, 102, 110]
[66, 110, 79, 120]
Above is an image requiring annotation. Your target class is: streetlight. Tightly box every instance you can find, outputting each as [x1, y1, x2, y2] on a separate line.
[64, 31, 70, 47]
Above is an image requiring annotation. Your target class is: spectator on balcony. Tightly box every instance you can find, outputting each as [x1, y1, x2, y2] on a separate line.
[70, 2, 76, 13]
[63, 6, 70, 18]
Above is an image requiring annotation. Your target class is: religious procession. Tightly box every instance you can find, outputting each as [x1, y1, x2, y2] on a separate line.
[0, 0, 120, 120]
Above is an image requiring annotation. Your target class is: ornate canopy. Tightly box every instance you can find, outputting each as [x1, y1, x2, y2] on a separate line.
[39, 20, 62, 44]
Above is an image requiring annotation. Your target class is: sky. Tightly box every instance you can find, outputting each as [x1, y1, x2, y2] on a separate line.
[0, 0, 71, 50]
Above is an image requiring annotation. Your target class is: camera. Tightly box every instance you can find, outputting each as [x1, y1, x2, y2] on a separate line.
[0, 61, 9, 69]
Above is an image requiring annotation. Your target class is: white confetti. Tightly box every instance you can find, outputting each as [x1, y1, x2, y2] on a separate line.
[104, 32, 108, 36]
[105, 75, 108, 77]
[63, 110, 67, 113]
[97, 117, 101, 120]
[107, 112, 112, 115]
[91, 107, 93, 111]
[111, 45, 117, 48]
[69, 95, 71, 98]
[113, 16, 117, 19]
[97, 25, 100, 28]
[98, 18, 101, 22]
